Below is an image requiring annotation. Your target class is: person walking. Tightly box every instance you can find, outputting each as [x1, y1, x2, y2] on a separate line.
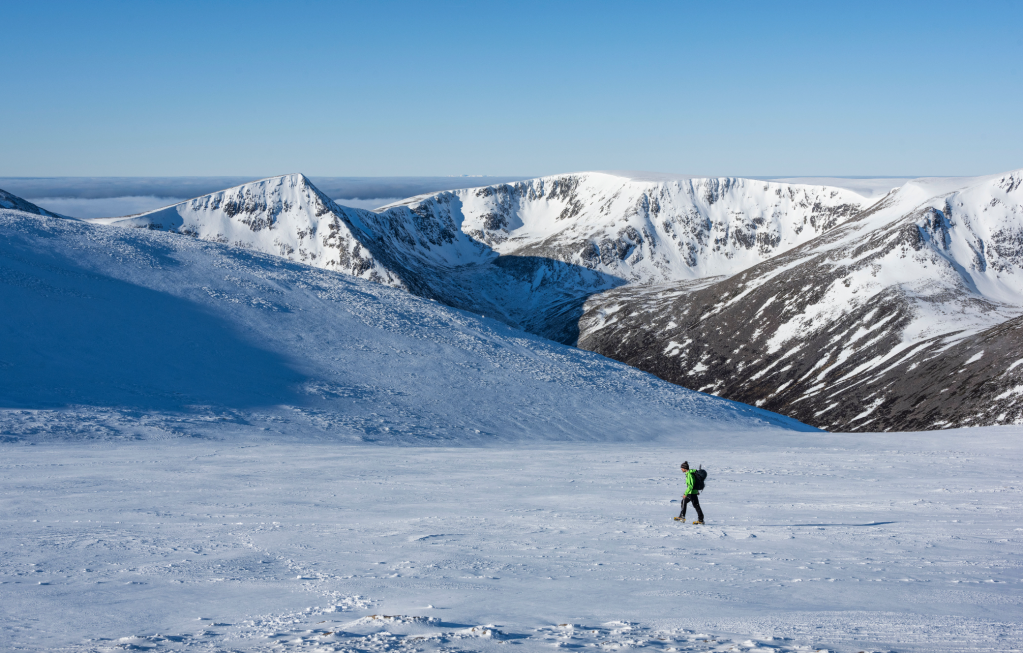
[675, 461, 705, 524]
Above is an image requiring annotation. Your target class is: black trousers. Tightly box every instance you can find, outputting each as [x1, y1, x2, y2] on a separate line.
[680, 493, 704, 521]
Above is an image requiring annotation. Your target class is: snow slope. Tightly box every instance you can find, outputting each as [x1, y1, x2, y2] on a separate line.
[2, 431, 1021, 652]
[0, 203, 806, 443]
[57, 169, 1023, 431]
[579, 170, 1023, 431]
[759, 177, 914, 200]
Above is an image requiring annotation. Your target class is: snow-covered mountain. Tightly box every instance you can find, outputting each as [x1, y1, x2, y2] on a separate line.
[70, 168, 1023, 431]
[0, 197, 809, 442]
[383, 171, 869, 282]
[91, 174, 596, 340]
[95, 172, 872, 342]
[4, 188, 1021, 653]
[577, 170, 1023, 431]
[91, 174, 407, 288]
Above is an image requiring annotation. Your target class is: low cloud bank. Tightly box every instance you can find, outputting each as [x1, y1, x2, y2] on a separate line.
[0, 176, 533, 202]
[34, 196, 410, 219]
[30, 196, 186, 219]
[333, 198, 404, 211]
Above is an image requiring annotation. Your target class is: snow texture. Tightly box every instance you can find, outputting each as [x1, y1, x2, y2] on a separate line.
[2, 432, 1021, 652]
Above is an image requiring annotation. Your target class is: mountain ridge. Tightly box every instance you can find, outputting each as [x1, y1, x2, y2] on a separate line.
[92, 171, 879, 344]
[577, 169, 1023, 431]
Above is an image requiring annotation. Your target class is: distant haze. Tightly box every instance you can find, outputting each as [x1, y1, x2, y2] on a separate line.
[0, 177, 533, 201]
[0, 176, 535, 219]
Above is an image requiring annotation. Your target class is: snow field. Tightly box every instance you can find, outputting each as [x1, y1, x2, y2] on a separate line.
[2, 428, 1021, 652]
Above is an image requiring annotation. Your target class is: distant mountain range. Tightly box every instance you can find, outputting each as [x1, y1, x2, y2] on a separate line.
[0, 176, 532, 202]
[6, 168, 1022, 432]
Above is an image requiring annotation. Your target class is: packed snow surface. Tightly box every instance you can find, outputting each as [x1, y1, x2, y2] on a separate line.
[2, 430, 1021, 652]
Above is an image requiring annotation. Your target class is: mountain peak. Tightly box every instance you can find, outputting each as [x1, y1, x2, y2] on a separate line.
[577, 167, 1023, 432]
[96, 172, 406, 288]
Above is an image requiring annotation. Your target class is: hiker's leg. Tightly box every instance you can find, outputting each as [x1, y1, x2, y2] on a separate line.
[691, 494, 704, 521]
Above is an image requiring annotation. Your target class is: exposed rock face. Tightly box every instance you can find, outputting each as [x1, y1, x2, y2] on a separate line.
[578, 171, 1023, 431]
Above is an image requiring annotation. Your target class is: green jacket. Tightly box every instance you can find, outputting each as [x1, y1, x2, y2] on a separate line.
[684, 469, 699, 496]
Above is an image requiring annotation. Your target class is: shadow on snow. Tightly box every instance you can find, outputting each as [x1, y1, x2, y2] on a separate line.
[0, 234, 306, 412]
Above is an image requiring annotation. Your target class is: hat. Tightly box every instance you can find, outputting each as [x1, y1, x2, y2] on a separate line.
[681, 461, 689, 469]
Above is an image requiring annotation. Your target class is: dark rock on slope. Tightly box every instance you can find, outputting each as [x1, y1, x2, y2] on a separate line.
[578, 172, 1023, 431]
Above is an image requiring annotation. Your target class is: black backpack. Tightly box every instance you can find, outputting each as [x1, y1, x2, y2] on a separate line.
[692, 466, 708, 492]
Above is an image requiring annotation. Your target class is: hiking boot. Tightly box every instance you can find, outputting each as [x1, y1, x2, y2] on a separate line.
[692, 520, 704, 524]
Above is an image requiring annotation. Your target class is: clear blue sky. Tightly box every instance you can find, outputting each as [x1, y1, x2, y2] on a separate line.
[2, 0, 1020, 177]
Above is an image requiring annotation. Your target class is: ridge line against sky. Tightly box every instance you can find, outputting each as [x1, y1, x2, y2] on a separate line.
[0, 173, 928, 201]
[2, 0, 1021, 177]
[0, 172, 923, 219]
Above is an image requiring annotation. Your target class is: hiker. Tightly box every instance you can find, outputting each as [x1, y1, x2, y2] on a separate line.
[676, 461, 705, 524]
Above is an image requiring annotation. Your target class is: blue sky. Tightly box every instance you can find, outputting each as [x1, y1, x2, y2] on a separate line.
[2, 0, 1020, 177]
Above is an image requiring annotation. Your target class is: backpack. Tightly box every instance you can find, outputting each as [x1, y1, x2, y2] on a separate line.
[692, 466, 708, 492]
